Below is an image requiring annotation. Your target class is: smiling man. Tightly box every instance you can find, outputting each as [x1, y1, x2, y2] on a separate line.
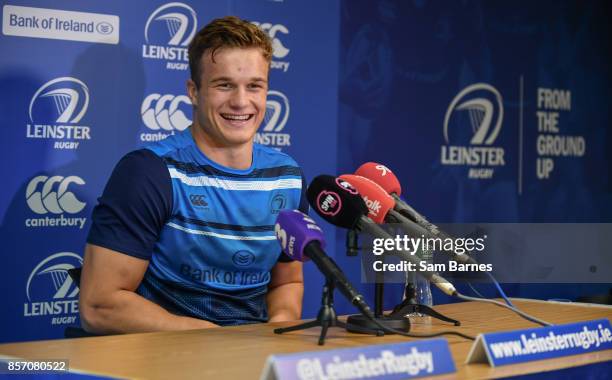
[79, 16, 307, 334]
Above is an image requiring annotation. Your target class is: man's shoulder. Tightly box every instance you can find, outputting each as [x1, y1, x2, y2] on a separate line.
[145, 129, 193, 158]
[253, 143, 301, 170]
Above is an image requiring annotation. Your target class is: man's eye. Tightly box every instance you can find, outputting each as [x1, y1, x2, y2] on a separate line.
[248, 83, 264, 90]
[217, 83, 232, 89]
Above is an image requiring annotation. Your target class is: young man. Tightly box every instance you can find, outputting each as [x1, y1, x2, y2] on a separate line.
[79, 16, 307, 334]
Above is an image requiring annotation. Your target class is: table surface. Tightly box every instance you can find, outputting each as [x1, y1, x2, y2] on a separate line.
[0, 299, 611, 379]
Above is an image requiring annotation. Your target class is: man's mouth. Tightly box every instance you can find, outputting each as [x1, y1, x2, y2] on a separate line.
[220, 113, 253, 121]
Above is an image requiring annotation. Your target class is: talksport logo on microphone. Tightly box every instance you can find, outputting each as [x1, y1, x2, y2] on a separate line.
[23, 252, 82, 326]
[25, 77, 92, 150]
[24, 175, 87, 229]
[255, 90, 291, 149]
[140, 93, 192, 141]
[252, 21, 291, 72]
[142, 2, 197, 71]
[440, 83, 506, 179]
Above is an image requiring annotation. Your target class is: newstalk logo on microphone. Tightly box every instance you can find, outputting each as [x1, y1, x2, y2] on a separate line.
[362, 195, 382, 218]
[440, 83, 506, 179]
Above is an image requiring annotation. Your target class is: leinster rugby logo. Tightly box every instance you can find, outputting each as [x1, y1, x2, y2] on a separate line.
[29, 77, 89, 124]
[441, 83, 506, 179]
[443, 83, 503, 146]
[144, 2, 196, 46]
[23, 252, 82, 326]
[26, 76, 91, 150]
[142, 2, 197, 70]
[255, 90, 291, 149]
[270, 193, 287, 214]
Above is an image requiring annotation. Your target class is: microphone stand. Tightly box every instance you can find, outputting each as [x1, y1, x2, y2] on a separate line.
[274, 275, 379, 345]
[345, 229, 459, 332]
[388, 283, 460, 325]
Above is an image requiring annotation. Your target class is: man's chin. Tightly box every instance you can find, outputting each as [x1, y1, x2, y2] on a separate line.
[223, 133, 256, 147]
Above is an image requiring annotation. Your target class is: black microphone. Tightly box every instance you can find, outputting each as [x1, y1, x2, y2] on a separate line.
[274, 209, 375, 319]
[307, 175, 458, 296]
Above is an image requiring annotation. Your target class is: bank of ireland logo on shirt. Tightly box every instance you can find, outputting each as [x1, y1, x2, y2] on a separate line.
[25, 175, 87, 229]
[142, 2, 197, 71]
[232, 250, 256, 267]
[140, 93, 192, 142]
[23, 252, 82, 326]
[255, 90, 291, 150]
[440, 83, 506, 179]
[26, 77, 91, 150]
[252, 21, 290, 72]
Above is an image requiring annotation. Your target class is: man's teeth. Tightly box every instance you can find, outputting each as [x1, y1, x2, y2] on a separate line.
[222, 114, 251, 120]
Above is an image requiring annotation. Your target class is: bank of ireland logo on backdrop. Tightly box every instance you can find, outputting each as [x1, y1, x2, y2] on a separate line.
[142, 2, 197, 71]
[252, 21, 290, 72]
[2, 5, 119, 44]
[23, 252, 82, 326]
[25, 175, 87, 229]
[440, 83, 506, 179]
[255, 90, 291, 150]
[140, 93, 192, 142]
[26, 77, 91, 150]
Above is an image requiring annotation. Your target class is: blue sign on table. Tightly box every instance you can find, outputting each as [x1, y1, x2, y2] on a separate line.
[260, 338, 455, 380]
[466, 318, 612, 367]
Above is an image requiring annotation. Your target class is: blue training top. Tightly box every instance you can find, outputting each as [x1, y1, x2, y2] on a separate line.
[87, 128, 308, 325]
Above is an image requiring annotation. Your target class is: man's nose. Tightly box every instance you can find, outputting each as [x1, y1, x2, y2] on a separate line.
[229, 87, 249, 108]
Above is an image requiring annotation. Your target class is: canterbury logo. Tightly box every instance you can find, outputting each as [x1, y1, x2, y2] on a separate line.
[26, 252, 82, 301]
[252, 22, 290, 59]
[189, 194, 208, 207]
[26, 176, 86, 215]
[144, 2, 197, 46]
[141, 93, 192, 131]
[443, 83, 504, 145]
[29, 77, 89, 123]
[262, 90, 290, 132]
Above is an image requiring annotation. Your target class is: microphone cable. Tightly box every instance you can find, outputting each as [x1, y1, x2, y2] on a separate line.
[372, 320, 476, 341]
[352, 302, 476, 341]
[454, 292, 552, 327]
[486, 272, 515, 307]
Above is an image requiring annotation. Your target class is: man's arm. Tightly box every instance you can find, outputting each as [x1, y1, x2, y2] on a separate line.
[266, 260, 303, 322]
[79, 244, 217, 334]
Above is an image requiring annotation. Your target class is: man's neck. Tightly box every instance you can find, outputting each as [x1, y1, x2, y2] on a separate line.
[190, 126, 253, 170]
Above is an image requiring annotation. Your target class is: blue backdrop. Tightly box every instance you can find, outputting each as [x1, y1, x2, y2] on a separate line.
[0, 0, 610, 342]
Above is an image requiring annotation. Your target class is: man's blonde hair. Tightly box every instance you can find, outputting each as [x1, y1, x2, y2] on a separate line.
[188, 16, 273, 87]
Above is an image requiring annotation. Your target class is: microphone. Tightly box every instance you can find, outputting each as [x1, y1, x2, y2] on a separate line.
[274, 209, 374, 318]
[355, 162, 476, 265]
[355, 162, 438, 229]
[307, 175, 457, 296]
[338, 174, 432, 238]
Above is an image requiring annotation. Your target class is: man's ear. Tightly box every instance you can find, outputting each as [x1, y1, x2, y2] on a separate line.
[186, 79, 198, 106]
